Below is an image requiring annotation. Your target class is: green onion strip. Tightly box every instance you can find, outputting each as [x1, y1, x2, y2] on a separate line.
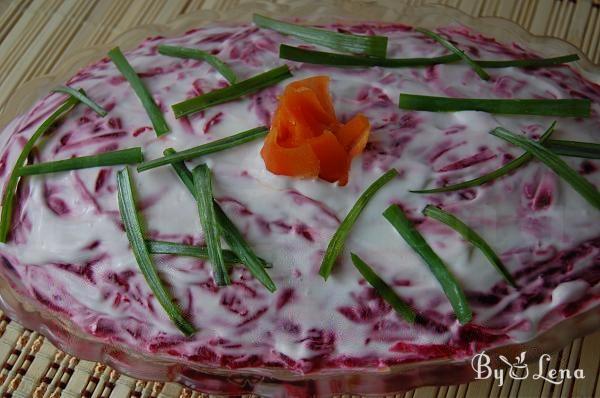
[18, 147, 143, 176]
[350, 253, 416, 322]
[422, 205, 517, 287]
[172, 65, 292, 118]
[253, 14, 388, 57]
[146, 239, 272, 268]
[108, 47, 170, 136]
[116, 168, 196, 336]
[138, 126, 267, 172]
[399, 94, 591, 117]
[158, 45, 237, 84]
[52, 86, 107, 116]
[319, 169, 398, 280]
[490, 127, 600, 210]
[147, 240, 239, 264]
[544, 139, 600, 159]
[192, 164, 230, 286]
[415, 27, 490, 80]
[411, 122, 557, 194]
[383, 205, 472, 324]
[0, 95, 80, 242]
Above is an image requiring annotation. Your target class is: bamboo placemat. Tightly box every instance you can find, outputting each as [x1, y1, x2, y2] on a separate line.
[0, 0, 598, 396]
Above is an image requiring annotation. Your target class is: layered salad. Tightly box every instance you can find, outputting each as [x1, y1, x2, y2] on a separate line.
[0, 15, 598, 374]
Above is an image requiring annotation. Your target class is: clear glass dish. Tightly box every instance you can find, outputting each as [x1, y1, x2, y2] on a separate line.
[0, 1, 598, 395]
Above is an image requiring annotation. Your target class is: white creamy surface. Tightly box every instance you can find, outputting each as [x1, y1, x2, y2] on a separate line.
[0, 23, 598, 370]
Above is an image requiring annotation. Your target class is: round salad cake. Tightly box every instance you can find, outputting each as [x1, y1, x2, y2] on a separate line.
[0, 7, 598, 396]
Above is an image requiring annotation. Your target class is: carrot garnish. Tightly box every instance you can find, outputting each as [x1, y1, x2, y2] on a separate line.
[261, 76, 370, 186]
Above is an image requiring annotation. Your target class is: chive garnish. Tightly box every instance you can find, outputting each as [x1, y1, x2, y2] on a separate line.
[383, 204, 472, 324]
[280, 45, 457, 67]
[108, 47, 169, 136]
[137, 126, 268, 172]
[171, 66, 292, 118]
[164, 148, 277, 292]
[410, 122, 556, 194]
[350, 253, 416, 323]
[491, 127, 600, 210]
[116, 168, 195, 336]
[253, 14, 388, 57]
[415, 27, 489, 80]
[279, 44, 579, 69]
[147, 240, 239, 264]
[544, 140, 600, 159]
[52, 86, 107, 116]
[146, 240, 272, 268]
[157, 45, 237, 84]
[215, 204, 277, 292]
[399, 94, 591, 117]
[422, 205, 517, 288]
[319, 169, 398, 280]
[192, 164, 230, 286]
[0, 94, 80, 243]
[18, 147, 143, 176]
[476, 54, 580, 68]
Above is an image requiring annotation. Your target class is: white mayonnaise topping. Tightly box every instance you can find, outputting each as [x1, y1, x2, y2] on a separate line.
[0, 23, 598, 369]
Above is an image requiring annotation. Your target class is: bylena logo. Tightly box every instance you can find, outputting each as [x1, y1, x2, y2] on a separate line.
[471, 351, 585, 387]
